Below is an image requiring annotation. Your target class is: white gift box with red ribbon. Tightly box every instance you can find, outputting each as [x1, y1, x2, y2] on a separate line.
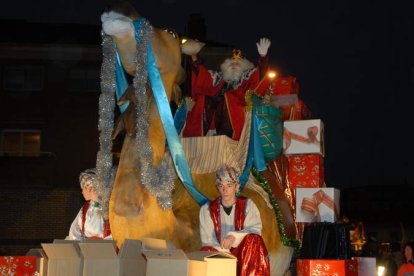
[283, 119, 324, 156]
[295, 187, 340, 223]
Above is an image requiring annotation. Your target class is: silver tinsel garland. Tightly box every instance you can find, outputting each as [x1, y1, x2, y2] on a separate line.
[96, 21, 176, 215]
[132, 20, 176, 210]
[95, 31, 116, 219]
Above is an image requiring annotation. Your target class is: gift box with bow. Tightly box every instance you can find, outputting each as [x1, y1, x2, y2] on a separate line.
[283, 119, 324, 156]
[296, 187, 340, 223]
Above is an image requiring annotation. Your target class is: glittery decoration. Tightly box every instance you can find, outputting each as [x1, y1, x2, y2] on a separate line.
[95, 31, 116, 219]
[251, 167, 301, 255]
[132, 19, 176, 210]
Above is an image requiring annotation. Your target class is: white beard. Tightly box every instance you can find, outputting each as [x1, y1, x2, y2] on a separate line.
[220, 58, 254, 84]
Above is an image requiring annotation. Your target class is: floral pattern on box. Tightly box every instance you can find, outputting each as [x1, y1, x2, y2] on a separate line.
[0, 256, 37, 276]
[288, 154, 324, 188]
[296, 259, 358, 276]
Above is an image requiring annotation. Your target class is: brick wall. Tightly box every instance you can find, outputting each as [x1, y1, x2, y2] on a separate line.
[0, 187, 83, 255]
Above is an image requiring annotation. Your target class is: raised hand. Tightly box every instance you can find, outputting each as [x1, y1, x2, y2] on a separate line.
[256, 37, 271, 57]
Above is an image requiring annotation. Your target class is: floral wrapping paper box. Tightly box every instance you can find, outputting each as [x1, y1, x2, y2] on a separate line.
[296, 187, 340, 223]
[283, 119, 324, 156]
[288, 154, 324, 188]
[296, 259, 358, 276]
[0, 256, 37, 276]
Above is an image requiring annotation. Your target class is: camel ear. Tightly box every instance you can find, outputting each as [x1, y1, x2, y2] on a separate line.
[101, 11, 134, 37]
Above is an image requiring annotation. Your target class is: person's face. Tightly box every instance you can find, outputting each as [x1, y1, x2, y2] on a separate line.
[404, 245, 413, 261]
[82, 187, 98, 201]
[216, 181, 240, 204]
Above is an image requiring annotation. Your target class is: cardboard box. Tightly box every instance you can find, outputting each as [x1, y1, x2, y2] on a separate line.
[53, 239, 145, 276]
[296, 259, 358, 276]
[119, 239, 146, 276]
[296, 188, 340, 223]
[187, 251, 237, 276]
[0, 256, 37, 275]
[26, 248, 48, 276]
[143, 249, 188, 276]
[41, 243, 82, 276]
[288, 154, 324, 188]
[283, 119, 324, 156]
[351, 257, 376, 276]
[36, 238, 182, 276]
[79, 242, 119, 276]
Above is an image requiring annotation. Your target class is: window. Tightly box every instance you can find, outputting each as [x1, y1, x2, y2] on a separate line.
[1, 130, 41, 156]
[3, 66, 44, 91]
[68, 67, 100, 92]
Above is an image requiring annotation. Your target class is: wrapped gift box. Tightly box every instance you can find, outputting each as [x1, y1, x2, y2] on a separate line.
[283, 119, 324, 156]
[351, 257, 376, 276]
[273, 76, 300, 95]
[0, 256, 37, 275]
[296, 187, 340, 223]
[288, 154, 324, 188]
[296, 259, 358, 276]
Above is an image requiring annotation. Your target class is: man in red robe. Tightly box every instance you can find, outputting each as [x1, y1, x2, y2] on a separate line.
[199, 165, 270, 276]
[181, 38, 271, 140]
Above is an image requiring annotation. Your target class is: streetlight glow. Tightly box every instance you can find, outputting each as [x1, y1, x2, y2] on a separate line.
[377, 266, 385, 276]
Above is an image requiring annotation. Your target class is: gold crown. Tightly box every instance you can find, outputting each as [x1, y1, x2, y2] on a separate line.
[231, 49, 244, 60]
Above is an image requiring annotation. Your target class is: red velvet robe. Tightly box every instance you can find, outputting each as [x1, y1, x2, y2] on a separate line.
[183, 58, 268, 141]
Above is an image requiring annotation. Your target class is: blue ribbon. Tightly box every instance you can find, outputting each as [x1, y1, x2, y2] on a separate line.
[173, 99, 187, 135]
[133, 19, 208, 206]
[115, 52, 129, 113]
[239, 109, 267, 190]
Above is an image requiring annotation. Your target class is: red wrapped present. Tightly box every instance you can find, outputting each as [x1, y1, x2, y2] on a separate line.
[288, 154, 324, 188]
[274, 76, 300, 95]
[296, 259, 358, 276]
[0, 256, 37, 276]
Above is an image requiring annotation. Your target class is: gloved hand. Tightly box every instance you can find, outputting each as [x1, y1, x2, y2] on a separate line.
[101, 11, 134, 37]
[256, 37, 271, 57]
[181, 39, 206, 56]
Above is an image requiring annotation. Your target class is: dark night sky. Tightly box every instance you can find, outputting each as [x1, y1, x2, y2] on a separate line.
[2, 0, 413, 189]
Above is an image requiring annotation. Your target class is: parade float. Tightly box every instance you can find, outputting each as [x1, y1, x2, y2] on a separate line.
[90, 1, 329, 275]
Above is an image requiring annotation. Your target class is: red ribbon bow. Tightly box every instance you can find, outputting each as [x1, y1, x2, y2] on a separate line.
[283, 126, 319, 151]
[301, 189, 339, 222]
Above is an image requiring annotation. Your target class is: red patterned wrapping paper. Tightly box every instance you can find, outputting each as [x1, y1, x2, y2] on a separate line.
[288, 154, 324, 188]
[273, 76, 300, 95]
[0, 256, 37, 276]
[296, 259, 358, 276]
